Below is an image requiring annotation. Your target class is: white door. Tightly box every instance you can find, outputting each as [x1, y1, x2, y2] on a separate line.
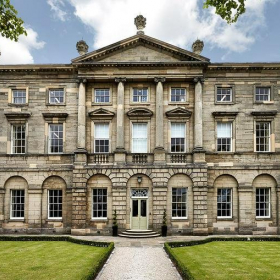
[131, 198, 148, 230]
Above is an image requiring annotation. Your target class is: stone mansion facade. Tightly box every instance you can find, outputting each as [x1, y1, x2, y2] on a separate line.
[0, 18, 280, 236]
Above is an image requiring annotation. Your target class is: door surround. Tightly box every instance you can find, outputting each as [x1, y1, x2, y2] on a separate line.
[130, 188, 149, 230]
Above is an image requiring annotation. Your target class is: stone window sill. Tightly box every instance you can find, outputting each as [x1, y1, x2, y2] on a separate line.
[91, 218, 108, 222]
[8, 103, 28, 107]
[8, 219, 25, 222]
[215, 102, 235, 105]
[171, 218, 188, 221]
[46, 103, 66, 106]
[91, 102, 112, 106]
[217, 217, 234, 221]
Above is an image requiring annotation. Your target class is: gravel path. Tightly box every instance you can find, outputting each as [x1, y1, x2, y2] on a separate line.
[96, 247, 182, 280]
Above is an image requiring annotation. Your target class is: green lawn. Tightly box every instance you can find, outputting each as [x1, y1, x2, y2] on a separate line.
[169, 241, 280, 280]
[0, 241, 111, 280]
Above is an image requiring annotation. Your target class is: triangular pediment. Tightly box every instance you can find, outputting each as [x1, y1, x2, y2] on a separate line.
[72, 34, 209, 64]
[166, 107, 192, 118]
[127, 107, 153, 119]
[88, 108, 115, 120]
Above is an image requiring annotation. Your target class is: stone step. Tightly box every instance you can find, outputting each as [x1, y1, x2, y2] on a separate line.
[118, 229, 161, 238]
[118, 233, 161, 238]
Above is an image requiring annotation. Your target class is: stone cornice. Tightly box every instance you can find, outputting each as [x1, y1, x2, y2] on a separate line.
[251, 111, 277, 117]
[212, 111, 239, 117]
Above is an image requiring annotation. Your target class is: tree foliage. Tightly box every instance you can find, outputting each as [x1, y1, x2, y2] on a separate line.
[204, 0, 246, 23]
[0, 0, 27, 41]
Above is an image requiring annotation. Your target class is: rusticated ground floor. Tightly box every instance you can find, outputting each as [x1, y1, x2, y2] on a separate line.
[0, 166, 279, 235]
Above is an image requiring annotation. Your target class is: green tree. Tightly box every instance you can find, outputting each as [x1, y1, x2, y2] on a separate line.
[0, 0, 27, 41]
[204, 0, 246, 23]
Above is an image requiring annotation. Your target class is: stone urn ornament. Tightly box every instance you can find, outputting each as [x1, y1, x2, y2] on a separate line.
[134, 15, 146, 35]
[76, 40, 89, 55]
[192, 39, 204, 55]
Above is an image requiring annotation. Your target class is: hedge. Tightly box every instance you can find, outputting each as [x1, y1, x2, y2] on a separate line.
[0, 235, 114, 280]
[164, 236, 280, 280]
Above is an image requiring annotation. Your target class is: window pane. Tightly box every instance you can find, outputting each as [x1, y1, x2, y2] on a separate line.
[12, 125, 26, 154]
[256, 122, 270, 152]
[95, 89, 110, 103]
[94, 123, 109, 153]
[172, 188, 187, 218]
[217, 87, 232, 102]
[92, 189, 107, 218]
[133, 88, 148, 102]
[12, 89, 26, 104]
[49, 124, 63, 153]
[171, 88, 186, 102]
[11, 190, 25, 218]
[48, 190, 62, 218]
[132, 123, 148, 153]
[217, 189, 232, 217]
[256, 188, 270, 217]
[49, 89, 64, 104]
[255, 87, 270, 102]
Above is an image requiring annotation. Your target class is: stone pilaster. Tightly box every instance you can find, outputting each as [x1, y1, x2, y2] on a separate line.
[114, 77, 127, 164]
[238, 185, 254, 234]
[152, 187, 167, 230]
[0, 189, 4, 231]
[75, 79, 87, 165]
[154, 77, 166, 164]
[71, 168, 88, 235]
[193, 77, 205, 163]
[192, 168, 208, 235]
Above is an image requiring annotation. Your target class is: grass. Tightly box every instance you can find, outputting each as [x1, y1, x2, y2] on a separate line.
[168, 241, 280, 280]
[0, 241, 111, 280]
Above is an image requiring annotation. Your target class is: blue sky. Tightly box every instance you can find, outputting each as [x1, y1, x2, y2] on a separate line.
[0, 0, 280, 64]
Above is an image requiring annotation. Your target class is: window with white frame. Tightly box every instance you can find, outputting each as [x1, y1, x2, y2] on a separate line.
[92, 189, 107, 218]
[11, 124, 26, 154]
[171, 88, 186, 102]
[132, 123, 148, 153]
[94, 123, 109, 153]
[10, 190, 25, 219]
[49, 124, 63, 153]
[133, 88, 148, 102]
[95, 89, 110, 103]
[217, 122, 232, 152]
[217, 189, 232, 218]
[171, 123, 185, 153]
[256, 188, 270, 218]
[216, 87, 232, 103]
[12, 89, 26, 104]
[255, 87, 270, 102]
[49, 89, 64, 104]
[48, 190, 62, 219]
[256, 122, 270, 152]
[172, 188, 187, 218]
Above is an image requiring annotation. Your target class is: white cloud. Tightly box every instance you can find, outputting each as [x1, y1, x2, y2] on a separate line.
[0, 28, 45, 64]
[64, 0, 274, 56]
[47, 0, 67, 21]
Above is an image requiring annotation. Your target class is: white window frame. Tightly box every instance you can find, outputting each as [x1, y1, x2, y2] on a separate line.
[48, 124, 64, 154]
[255, 87, 271, 102]
[94, 123, 110, 153]
[217, 188, 232, 218]
[49, 88, 65, 104]
[170, 123, 186, 153]
[171, 187, 188, 219]
[170, 88, 186, 102]
[11, 124, 26, 154]
[94, 89, 110, 103]
[132, 88, 149, 103]
[92, 188, 108, 220]
[256, 188, 271, 218]
[255, 121, 271, 152]
[12, 89, 27, 104]
[48, 189, 63, 220]
[216, 122, 232, 152]
[10, 189, 25, 220]
[132, 122, 148, 153]
[216, 87, 233, 103]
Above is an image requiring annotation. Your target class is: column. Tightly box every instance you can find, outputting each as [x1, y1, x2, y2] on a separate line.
[77, 79, 86, 150]
[114, 77, 126, 163]
[75, 79, 87, 164]
[154, 77, 166, 164]
[193, 77, 205, 163]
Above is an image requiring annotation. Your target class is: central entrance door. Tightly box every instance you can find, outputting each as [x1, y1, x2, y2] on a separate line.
[130, 189, 148, 230]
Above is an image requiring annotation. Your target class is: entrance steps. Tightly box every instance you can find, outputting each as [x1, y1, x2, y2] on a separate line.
[118, 229, 161, 238]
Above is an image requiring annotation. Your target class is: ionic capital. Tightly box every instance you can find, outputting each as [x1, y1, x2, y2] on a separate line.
[115, 77, 127, 83]
[193, 77, 204, 84]
[154, 77, 166, 83]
